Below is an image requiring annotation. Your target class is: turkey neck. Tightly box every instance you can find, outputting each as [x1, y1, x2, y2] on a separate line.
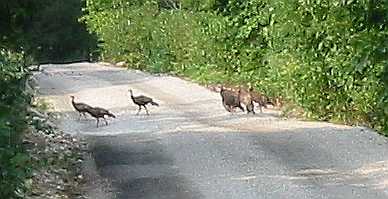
[71, 98, 78, 107]
[130, 92, 135, 101]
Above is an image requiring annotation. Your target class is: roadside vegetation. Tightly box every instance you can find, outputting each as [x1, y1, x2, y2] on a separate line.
[0, 48, 32, 198]
[81, 0, 388, 134]
[1, 1, 94, 198]
[0, 0, 97, 63]
[0, 0, 387, 197]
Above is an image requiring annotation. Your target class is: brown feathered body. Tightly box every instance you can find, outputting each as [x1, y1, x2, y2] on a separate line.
[70, 96, 93, 119]
[129, 89, 159, 115]
[85, 107, 116, 127]
[251, 93, 268, 107]
[220, 86, 244, 112]
[250, 89, 280, 110]
[238, 88, 256, 114]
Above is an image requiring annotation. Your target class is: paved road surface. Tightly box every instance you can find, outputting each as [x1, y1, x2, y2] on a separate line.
[35, 62, 388, 199]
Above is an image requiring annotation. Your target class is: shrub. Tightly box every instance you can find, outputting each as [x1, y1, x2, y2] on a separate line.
[0, 48, 31, 198]
[82, 0, 388, 134]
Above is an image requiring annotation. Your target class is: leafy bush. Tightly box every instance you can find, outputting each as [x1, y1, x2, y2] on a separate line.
[268, 0, 388, 128]
[0, 48, 31, 198]
[82, 0, 388, 134]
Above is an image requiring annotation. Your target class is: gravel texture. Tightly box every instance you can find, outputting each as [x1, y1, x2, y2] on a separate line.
[24, 104, 87, 199]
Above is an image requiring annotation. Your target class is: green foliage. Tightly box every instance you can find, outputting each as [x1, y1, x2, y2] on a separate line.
[268, 0, 387, 127]
[0, 0, 98, 63]
[0, 48, 31, 198]
[0, 1, 100, 198]
[82, 0, 388, 134]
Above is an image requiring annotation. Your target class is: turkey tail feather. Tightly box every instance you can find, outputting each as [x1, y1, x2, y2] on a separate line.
[107, 112, 116, 118]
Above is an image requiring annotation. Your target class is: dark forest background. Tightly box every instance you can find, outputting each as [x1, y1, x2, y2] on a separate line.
[0, 0, 98, 63]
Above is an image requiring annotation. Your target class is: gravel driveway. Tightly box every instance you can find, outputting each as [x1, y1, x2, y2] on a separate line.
[35, 62, 388, 199]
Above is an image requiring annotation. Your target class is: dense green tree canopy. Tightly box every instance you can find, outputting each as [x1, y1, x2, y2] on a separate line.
[0, 0, 97, 63]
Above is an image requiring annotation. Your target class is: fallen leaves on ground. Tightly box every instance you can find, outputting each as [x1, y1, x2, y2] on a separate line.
[24, 108, 88, 199]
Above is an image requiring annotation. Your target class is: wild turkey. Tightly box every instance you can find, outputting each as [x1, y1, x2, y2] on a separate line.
[129, 89, 159, 115]
[220, 86, 244, 113]
[249, 88, 278, 111]
[85, 106, 116, 127]
[70, 96, 93, 119]
[238, 88, 256, 114]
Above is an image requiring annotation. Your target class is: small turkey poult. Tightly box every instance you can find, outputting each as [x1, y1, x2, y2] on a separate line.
[220, 85, 244, 113]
